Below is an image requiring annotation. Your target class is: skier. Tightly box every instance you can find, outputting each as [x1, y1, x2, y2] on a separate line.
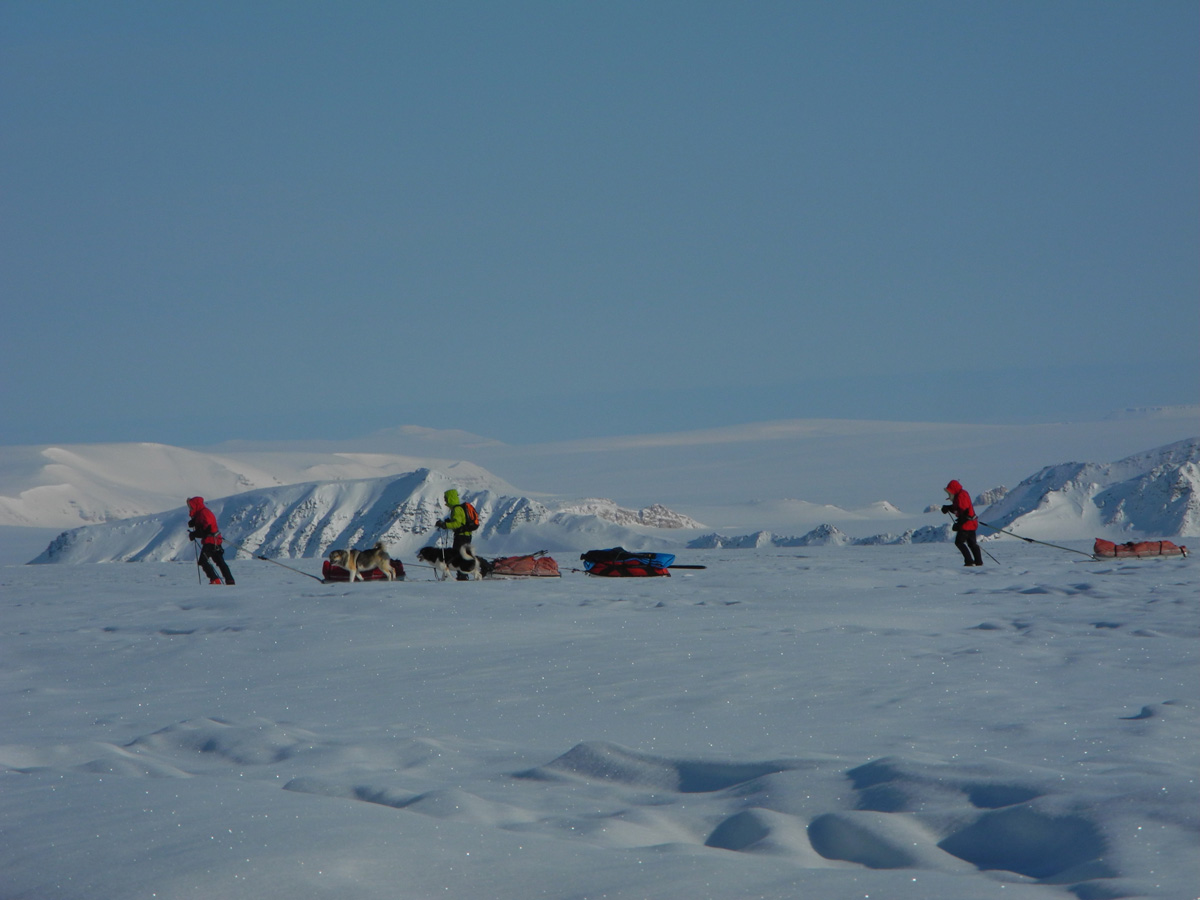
[435, 488, 479, 580]
[941, 480, 983, 566]
[187, 496, 235, 585]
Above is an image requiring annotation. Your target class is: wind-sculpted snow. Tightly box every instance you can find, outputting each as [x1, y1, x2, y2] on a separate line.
[0, 546, 1195, 899]
[516, 741, 799, 793]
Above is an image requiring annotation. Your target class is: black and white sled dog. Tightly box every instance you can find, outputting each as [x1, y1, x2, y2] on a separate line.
[416, 544, 487, 581]
[328, 541, 395, 582]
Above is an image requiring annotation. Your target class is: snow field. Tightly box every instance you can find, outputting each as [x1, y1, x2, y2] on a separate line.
[0, 544, 1196, 899]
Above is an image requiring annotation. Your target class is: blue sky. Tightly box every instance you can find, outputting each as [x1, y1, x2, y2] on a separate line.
[2, 1, 1196, 446]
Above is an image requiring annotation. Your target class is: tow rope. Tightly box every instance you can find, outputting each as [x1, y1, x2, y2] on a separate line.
[978, 521, 1098, 561]
[221, 537, 327, 582]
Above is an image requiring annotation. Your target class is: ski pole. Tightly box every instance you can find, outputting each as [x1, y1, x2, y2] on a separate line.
[193, 539, 202, 584]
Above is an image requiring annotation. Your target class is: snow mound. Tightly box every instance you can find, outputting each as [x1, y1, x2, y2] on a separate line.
[1, 543, 1195, 898]
[517, 741, 798, 793]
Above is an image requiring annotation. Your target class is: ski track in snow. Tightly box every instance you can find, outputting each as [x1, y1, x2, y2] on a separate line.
[0, 546, 1196, 899]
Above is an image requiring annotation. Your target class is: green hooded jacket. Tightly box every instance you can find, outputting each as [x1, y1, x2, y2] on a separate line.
[441, 489, 469, 533]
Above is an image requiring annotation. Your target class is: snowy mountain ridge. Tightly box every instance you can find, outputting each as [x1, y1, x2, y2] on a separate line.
[689, 523, 952, 549]
[9, 425, 1200, 565]
[554, 499, 705, 530]
[0, 442, 505, 529]
[33, 438, 1197, 566]
[685, 439, 1200, 549]
[31, 468, 704, 565]
[980, 438, 1200, 539]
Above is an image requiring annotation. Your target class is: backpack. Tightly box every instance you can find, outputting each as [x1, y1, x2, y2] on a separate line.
[461, 501, 480, 532]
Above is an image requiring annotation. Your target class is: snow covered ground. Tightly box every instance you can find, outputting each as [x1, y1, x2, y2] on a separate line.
[1, 543, 1195, 899]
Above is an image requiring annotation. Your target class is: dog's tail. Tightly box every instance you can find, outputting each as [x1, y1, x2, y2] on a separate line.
[374, 541, 388, 551]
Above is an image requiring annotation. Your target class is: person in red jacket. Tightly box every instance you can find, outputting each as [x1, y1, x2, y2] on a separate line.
[941, 480, 983, 566]
[187, 496, 235, 585]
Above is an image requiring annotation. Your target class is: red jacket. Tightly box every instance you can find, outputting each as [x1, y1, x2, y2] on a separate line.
[186, 497, 223, 546]
[943, 480, 978, 532]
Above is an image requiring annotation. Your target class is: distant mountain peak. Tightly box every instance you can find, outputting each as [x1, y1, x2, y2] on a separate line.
[980, 438, 1200, 539]
[555, 499, 705, 530]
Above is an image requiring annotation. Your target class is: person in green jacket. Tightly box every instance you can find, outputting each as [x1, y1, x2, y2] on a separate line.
[435, 488, 479, 580]
[436, 489, 477, 551]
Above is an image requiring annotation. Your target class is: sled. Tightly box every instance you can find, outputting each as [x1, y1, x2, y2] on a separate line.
[321, 559, 407, 582]
[584, 559, 671, 577]
[488, 553, 561, 577]
[580, 547, 675, 577]
[1093, 539, 1188, 559]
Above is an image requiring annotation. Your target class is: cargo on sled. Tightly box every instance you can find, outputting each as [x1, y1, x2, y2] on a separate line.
[580, 547, 675, 577]
[489, 552, 561, 577]
[1093, 539, 1188, 559]
[321, 559, 407, 582]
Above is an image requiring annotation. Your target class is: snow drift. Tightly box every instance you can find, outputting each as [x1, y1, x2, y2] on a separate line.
[1, 546, 1195, 899]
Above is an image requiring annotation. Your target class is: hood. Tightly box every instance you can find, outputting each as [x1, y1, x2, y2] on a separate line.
[444, 489, 460, 506]
[945, 480, 963, 494]
[187, 497, 205, 514]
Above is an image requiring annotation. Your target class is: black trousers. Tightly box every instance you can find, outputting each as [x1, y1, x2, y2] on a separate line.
[955, 529, 983, 566]
[452, 531, 474, 579]
[198, 544, 235, 584]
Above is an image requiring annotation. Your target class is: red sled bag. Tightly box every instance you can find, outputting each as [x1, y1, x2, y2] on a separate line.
[1093, 539, 1188, 559]
[322, 559, 407, 581]
[584, 558, 671, 577]
[580, 547, 673, 577]
[489, 554, 561, 577]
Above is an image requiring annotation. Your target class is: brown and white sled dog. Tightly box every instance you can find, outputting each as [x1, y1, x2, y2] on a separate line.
[328, 541, 395, 582]
[417, 543, 484, 580]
